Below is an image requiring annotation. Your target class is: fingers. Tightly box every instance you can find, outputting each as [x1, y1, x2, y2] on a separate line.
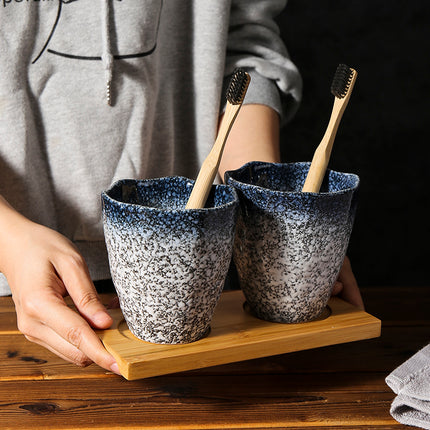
[23, 319, 120, 375]
[52, 253, 113, 330]
[13, 259, 118, 373]
[42, 298, 118, 372]
[17, 288, 120, 374]
[46, 256, 118, 372]
[336, 256, 365, 310]
[3, 219, 120, 374]
[339, 282, 365, 311]
[331, 281, 343, 296]
[21, 320, 92, 367]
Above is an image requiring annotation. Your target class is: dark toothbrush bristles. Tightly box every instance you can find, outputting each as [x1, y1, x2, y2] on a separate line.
[227, 68, 251, 105]
[331, 64, 354, 98]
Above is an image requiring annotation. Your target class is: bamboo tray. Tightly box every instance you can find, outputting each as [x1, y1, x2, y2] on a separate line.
[98, 290, 381, 380]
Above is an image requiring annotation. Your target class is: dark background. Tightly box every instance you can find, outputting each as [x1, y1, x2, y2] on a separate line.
[276, 1, 430, 287]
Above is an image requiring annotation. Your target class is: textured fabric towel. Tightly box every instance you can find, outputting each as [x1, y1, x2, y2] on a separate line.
[386, 343, 430, 429]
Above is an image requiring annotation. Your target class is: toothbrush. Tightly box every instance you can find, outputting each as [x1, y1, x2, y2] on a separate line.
[185, 69, 251, 209]
[302, 64, 357, 193]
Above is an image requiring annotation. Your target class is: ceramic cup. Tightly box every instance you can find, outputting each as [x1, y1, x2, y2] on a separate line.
[101, 177, 238, 344]
[225, 161, 359, 324]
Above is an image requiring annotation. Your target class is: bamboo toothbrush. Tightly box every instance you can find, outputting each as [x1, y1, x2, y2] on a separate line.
[185, 69, 251, 209]
[302, 64, 357, 193]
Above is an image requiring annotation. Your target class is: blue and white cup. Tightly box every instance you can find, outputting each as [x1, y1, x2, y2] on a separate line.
[102, 177, 238, 344]
[225, 161, 359, 324]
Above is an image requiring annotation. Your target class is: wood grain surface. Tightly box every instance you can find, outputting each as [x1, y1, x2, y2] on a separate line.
[0, 286, 427, 429]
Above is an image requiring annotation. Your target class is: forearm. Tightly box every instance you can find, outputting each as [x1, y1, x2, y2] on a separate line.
[0, 195, 27, 226]
[218, 104, 281, 181]
[0, 195, 30, 273]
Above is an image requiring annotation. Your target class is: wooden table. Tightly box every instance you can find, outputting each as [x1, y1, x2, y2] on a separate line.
[0, 286, 428, 429]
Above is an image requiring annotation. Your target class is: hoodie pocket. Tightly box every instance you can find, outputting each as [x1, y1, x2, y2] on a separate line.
[44, 0, 163, 60]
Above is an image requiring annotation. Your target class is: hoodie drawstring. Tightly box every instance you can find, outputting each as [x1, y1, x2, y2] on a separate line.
[101, 0, 113, 106]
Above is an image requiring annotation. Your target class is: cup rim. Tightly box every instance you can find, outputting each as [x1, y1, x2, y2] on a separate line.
[102, 176, 239, 213]
[225, 161, 360, 196]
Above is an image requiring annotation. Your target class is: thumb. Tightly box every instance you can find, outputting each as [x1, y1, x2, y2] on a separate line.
[337, 256, 365, 310]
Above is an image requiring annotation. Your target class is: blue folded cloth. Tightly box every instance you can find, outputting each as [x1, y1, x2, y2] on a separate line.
[386, 344, 430, 429]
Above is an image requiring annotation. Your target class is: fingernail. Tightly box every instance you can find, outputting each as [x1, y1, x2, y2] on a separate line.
[110, 362, 121, 375]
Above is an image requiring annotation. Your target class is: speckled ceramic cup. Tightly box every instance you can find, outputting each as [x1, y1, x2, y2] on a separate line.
[225, 161, 359, 324]
[101, 177, 238, 344]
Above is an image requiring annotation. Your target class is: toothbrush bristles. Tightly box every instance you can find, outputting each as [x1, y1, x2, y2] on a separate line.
[226, 68, 251, 105]
[331, 64, 354, 98]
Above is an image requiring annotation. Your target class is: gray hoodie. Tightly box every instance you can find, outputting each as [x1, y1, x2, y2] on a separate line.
[0, 0, 302, 295]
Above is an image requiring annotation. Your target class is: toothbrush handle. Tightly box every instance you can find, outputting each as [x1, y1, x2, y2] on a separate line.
[302, 68, 357, 193]
[185, 102, 242, 209]
[302, 88, 357, 191]
[302, 97, 346, 193]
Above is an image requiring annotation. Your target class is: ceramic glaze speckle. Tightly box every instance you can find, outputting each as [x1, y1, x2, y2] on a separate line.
[225, 162, 359, 323]
[102, 177, 238, 344]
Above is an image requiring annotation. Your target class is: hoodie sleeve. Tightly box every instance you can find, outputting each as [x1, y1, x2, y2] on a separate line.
[223, 0, 302, 124]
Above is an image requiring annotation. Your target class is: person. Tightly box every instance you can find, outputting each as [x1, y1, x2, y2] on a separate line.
[0, 0, 363, 375]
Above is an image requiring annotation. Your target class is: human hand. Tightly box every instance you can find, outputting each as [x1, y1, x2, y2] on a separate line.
[0, 201, 120, 374]
[331, 255, 365, 310]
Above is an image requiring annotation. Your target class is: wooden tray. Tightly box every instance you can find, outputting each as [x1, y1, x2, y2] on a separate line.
[98, 290, 381, 380]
